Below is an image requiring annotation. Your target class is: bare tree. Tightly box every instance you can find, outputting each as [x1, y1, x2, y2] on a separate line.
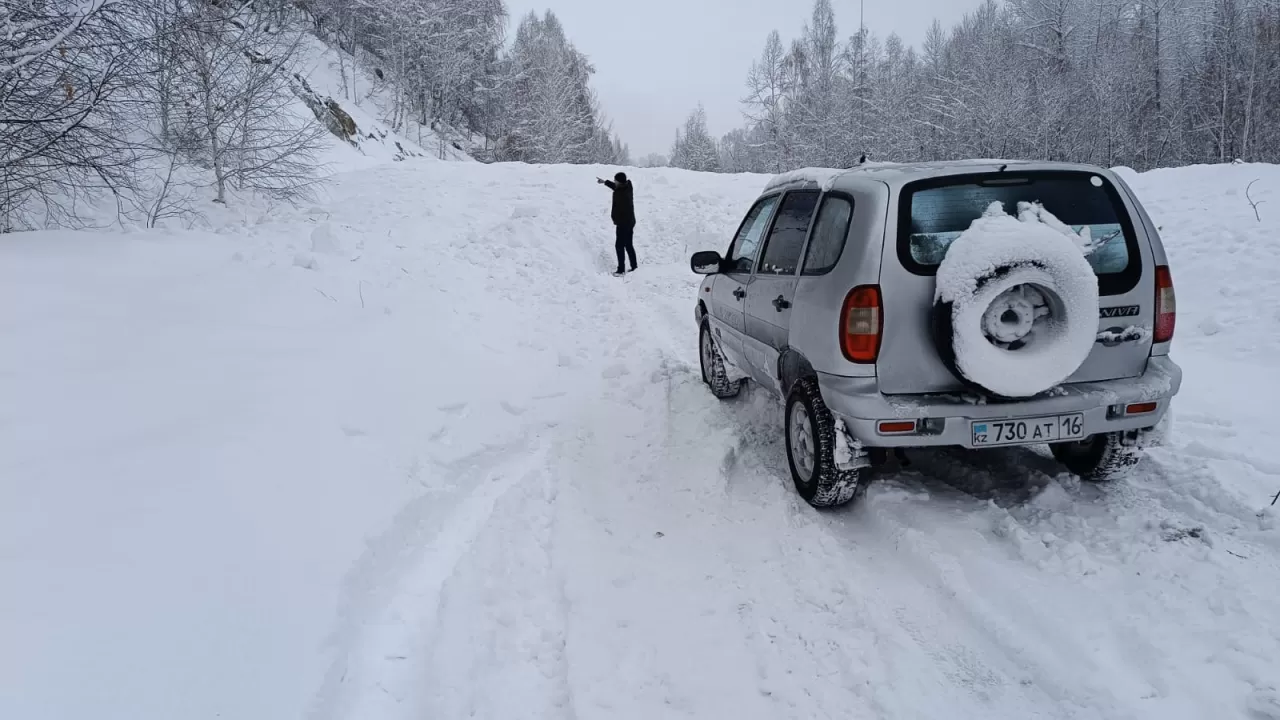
[743, 31, 791, 172]
[0, 0, 141, 229]
[166, 0, 325, 204]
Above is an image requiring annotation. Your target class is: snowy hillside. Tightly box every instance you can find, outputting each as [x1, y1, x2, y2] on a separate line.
[292, 31, 474, 171]
[2, 158, 1279, 720]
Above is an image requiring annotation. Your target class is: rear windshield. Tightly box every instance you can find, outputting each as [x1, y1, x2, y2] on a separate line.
[898, 171, 1141, 295]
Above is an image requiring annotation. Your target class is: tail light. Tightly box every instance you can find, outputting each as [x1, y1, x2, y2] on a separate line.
[840, 285, 882, 363]
[1154, 265, 1176, 344]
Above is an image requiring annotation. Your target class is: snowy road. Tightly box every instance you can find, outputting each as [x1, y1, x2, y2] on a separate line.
[3, 161, 1279, 720]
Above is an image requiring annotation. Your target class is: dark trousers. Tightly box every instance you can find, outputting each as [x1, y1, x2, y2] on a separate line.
[615, 223, 637, 272]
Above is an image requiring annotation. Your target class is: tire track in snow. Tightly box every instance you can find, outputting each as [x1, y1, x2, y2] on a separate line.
[307, 438, 552, 720]
[668, 346, 1280, 720]
[540, 256, 1059, 717]
[308, 172, 667, 720]
[419, 452, 576, 720]
[664, 378, 1090, 719]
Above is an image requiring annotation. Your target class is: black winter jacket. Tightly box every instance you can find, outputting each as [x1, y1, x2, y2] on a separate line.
[604, 179, 635, 226]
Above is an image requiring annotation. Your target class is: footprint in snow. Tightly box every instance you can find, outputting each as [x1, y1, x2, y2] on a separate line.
[501, 401, 527, 416]
[341, 426, 368, 438]
[438, 402, 467, 415]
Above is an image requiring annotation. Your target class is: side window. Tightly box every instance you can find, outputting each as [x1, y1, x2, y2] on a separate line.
[802, 195, 854, 275]
[726, 195, 779, 274]
[758, 190, 820, 275]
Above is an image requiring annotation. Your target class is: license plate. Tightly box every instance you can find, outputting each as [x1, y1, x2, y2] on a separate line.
[971, 414, 1084, 447]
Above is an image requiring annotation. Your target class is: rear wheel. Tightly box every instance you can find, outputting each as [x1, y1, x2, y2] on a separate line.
[1051, 431, 1142, 482]
[699, 320, 743, 399]
[785, 378, 862, 508]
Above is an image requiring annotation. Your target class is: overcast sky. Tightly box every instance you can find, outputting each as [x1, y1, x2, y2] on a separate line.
[503, 0, 989, 158]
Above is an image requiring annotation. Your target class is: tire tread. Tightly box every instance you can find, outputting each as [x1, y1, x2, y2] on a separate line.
[1053, 431, 1142, 482]
[700, 321, 743, 399]
[787, 377, 861, 508]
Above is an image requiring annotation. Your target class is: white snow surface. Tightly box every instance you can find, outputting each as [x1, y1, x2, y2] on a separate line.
[937, 202, 1101, 397]
[763, 166, 846, 192]
[3, 159, 1280, 720]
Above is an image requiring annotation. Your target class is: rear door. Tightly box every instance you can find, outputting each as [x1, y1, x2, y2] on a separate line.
[707, 194, 779, 373]
[743, 190, 820, 386]
[878, 170, 1152, 395]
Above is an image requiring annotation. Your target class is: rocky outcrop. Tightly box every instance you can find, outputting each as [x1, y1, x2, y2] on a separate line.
[291, 73, 357, 144]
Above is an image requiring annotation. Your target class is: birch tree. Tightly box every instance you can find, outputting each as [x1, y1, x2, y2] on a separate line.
[743, 31, 791, 171]
[167, 0, 325, 204]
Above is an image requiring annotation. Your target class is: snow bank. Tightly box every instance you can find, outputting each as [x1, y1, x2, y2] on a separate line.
[936, 201, 1100, 397]
[1126, 162, 1280, 357]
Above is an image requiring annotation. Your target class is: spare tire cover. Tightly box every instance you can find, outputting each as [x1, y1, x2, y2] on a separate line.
[932, 201, 1100, 398]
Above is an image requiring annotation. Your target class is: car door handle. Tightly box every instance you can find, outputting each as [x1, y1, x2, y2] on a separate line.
[733, 288, 746, 300]
[772, 295, 791, 311]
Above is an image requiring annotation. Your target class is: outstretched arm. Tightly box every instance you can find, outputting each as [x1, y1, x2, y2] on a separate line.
[597, 177, 617, 190]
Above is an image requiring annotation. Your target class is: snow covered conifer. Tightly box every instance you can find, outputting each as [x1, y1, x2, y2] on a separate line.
[671, 105, 719, 172]
[495, 11, 605, 165]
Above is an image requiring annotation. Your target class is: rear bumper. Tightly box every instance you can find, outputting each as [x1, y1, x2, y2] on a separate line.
[819, 356, 1183, 449]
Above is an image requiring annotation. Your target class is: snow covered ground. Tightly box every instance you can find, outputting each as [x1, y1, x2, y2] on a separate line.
[2, 159, 1278, 720]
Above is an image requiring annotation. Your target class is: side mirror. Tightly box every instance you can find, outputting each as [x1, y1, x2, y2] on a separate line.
[690, 250, 723, 275]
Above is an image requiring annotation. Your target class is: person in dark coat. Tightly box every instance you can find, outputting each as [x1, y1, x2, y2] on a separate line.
[598, 172, 637, 275]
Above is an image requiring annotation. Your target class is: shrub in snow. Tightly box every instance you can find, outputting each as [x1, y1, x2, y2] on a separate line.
[933, 202, 1099, 398]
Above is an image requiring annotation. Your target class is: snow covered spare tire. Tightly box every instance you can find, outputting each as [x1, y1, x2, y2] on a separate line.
[932, 201, 1100, 398]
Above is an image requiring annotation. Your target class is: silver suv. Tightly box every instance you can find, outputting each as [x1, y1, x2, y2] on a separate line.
[691, 160, 1181, 508]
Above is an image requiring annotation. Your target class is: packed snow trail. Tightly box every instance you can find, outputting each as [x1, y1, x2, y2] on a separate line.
[2, 161, 1278, 720]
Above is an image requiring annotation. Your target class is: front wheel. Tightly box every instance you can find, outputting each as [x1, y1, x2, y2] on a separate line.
[785, 378, 862, 508]
[699, 320, 743, 399]
[1051, 431, 1142, 482]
